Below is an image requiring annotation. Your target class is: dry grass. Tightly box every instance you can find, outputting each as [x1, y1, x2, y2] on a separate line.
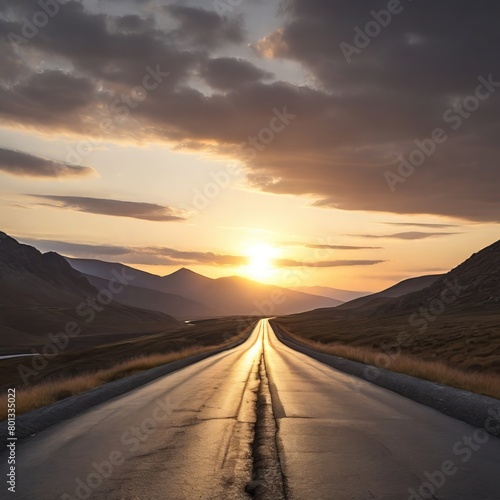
[276, 325, 500, 400]
[0, 328, 252, 420]
[274, 309, 500, 375]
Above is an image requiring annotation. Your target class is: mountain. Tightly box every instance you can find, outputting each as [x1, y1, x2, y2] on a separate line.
[190, 275, 340, 316]
[335, 275, 443, 313]
[67, 258, 341, 317]
[161, 268, 213, 298]
[84, 274, 215, 319]
[67, 259, 214, 314]
[0, 233, 179, 352]
[272, 240, 500, 381]
[0, 233, 95, 308]
[275, 274, 445, 325]
[377, 240, 500, 314]
[66, 258, 171, 293]
[292, 285, 370, 303]
[276, 239, 499, 325]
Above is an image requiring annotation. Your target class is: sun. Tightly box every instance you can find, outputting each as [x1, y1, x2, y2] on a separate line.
[245, 244, 279, 281]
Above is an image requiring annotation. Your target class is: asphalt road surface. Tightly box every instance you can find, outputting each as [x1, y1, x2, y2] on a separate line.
[6, 319, 500, 499]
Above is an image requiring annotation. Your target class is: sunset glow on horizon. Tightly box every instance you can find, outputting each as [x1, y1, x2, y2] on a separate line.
[244, 243, 280, 282]
[0, 1, 498, 293]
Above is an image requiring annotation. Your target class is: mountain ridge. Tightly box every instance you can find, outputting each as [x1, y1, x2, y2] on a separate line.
[67, 257, 343, 316]
[334, 274, 444, 313]
[377, 239, 500, 315]
[0, 234, 179, 351]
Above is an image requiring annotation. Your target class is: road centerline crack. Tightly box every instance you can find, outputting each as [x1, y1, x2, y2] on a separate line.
[245, 343, 287, 500]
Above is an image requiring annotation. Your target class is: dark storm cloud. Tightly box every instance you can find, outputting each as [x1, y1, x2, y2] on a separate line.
[0, 71, 97, 130]
[1, 1, 200, 87]
[0, 35, 29, 83]
[29, 195, 187, 222]
[0, 148, 95, 178]
[245, 0, 500, 222]
[1, 1, 499, 222]
[260, 0, 499, 96]
[114, 15, 155, 34]
[200, 57, 273, 90]
[164, 5, 245, 48]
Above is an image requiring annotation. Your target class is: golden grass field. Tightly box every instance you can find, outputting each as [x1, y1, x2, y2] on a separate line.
[272, 307, 500, 399]
[0, 317, 257, 420]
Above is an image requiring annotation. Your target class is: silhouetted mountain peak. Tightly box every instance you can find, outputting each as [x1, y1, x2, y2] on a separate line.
[0, 233, 179, 349]
[164, 267, 209, 279]
[378, 239, 500, 314]
[0, 234, 95, 297]
[335, 274, 443, 313]
[66, 256, 341, 316]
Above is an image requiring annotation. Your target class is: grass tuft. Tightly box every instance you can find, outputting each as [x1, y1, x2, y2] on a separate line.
[0, 344, 237, 420]
[278, 325, 500, 400]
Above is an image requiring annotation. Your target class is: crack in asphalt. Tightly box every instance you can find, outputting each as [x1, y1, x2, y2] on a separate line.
[245, 353, 287, 500]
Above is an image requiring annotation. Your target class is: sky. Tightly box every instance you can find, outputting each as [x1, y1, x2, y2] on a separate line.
[0, 0, 498, 292]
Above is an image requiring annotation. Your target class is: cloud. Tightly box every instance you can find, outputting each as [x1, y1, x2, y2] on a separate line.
[16, 238, 244, 265]
[354, 232, 461, 240]
[0, 148, 95, 178]
[154, 247, 245, 266]
[251, 28, 288, 59]
[0, 69, 100, 131]
[14, 237, 386, 269]
[244, 1, 500, 222]
[1, 1, 499, 222]
[0, 32, 30, 84]
[29, 195, 187, 222]
[165, 5, 245, 48]
[281, 242, 383, 250]
[17, 238, 132, 257]
[276, 259, 386, 268]
[382, 222, 461, 229]
[0, 1, 200, 90]
[200, 57, 273, 90]
[303, 243, 382, 250]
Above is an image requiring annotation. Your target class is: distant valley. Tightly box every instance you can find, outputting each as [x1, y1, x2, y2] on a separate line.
[67, 258, 344, 318]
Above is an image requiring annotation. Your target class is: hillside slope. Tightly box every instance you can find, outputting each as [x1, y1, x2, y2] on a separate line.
[378, 240, 500, 314]
[85, 274, 215, 319]
[197, 275, 340, 316]
[68, 258, 341, 316]
[274, 239, 500, 377]
[0, 233, 179, 352]
[293, 285, 369, 303]
[335, 274, 443, 313]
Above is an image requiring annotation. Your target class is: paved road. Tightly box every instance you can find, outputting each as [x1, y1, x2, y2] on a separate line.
[6, 320, 500, 499]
